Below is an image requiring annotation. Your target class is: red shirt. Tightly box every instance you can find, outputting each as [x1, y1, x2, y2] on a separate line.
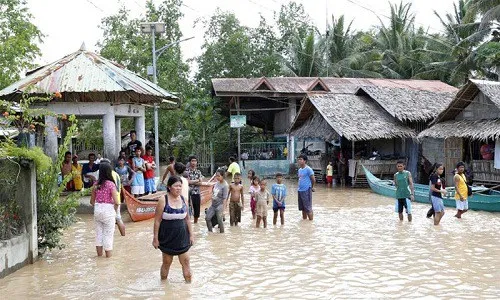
[142, 155, 155, 179]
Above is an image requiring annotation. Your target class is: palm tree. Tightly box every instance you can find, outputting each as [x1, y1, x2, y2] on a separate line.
[361, 2, 426, 79]
[415, 0, 479, 85]
[464, 0, 500, 30]
[282, 30, 322, 77]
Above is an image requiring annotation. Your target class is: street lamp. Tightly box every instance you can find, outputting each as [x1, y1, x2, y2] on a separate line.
[140, 22, 193, 177]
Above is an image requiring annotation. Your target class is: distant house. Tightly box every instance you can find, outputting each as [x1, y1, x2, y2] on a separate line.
[419, 79, 500, 185]
[212, 77, 457, 182]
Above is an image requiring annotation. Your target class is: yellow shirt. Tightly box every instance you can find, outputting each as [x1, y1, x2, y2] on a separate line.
[227, 162, 241, 181]
[71, 164, 83, 191]
[454, 173, 468, 200]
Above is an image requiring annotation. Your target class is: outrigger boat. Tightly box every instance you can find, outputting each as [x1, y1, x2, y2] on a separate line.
[123, 181, 216, 222]
[362, 165, 500, 212]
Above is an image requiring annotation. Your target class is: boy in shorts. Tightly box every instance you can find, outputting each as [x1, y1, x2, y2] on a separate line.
[255, 180, 271, 228]
[271, 173, 287, 225]
[226, 173, 244, 226]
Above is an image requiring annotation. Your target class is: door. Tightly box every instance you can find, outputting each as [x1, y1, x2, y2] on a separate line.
[444, 137, 463, 185]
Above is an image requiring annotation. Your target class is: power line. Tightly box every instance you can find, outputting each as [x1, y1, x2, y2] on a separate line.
[84, 0, 105, 13]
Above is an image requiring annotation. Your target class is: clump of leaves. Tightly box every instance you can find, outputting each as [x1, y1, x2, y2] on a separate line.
[36, 115, 82, 253]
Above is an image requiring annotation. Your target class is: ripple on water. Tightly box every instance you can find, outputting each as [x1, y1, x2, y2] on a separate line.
[1, 180, 500, 298]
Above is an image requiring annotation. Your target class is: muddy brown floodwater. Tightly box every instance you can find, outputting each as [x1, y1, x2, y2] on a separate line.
[1, 180, 499, 299]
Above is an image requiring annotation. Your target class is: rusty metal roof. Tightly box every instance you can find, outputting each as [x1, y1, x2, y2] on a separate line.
[0, 45, 179, 106]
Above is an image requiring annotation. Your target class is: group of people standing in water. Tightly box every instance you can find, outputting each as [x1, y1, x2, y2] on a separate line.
[92, 152, 477, 282]
[149, 153, 316, 282]
[394, 160, 471, 226]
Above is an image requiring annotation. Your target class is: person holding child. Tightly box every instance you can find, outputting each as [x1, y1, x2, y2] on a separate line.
[272, 173, 287, 225]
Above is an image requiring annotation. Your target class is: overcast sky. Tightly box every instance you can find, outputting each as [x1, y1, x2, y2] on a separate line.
[27, 0, 457, 67]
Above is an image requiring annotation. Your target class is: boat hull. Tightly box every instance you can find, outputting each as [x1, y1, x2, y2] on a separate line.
[123, 189, 161, 222]
[362, 166, 500, 212]
[123, 182, 215, 222]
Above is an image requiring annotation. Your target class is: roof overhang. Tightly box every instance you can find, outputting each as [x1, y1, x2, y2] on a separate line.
[419, 118, 500, 141]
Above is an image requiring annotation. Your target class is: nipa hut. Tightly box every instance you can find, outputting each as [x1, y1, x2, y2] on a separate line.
[290, 79, 457, 185]
[418, 79, 500, 185]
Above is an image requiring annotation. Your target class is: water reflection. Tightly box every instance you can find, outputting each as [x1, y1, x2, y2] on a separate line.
[1, 180, 499, 298]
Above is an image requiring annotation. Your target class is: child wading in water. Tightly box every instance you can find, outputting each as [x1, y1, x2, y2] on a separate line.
[271, 173, 287, 225]
[249, 176, 260, 219]
[394, 161, 415, 222]
[226, 173, 244, 226]
[255, 180, 271, 228]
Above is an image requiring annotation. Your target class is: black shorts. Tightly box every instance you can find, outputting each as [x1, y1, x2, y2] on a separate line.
[397, 198, 408, 214]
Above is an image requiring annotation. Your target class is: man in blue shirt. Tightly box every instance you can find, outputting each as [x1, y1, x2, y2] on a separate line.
[297, 154, 315, 220]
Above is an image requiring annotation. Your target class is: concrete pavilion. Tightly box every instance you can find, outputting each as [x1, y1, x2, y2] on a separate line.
[0, 44, 179, 161]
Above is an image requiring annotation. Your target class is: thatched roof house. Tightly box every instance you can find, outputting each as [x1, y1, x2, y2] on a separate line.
[290, 94, 416, 141]
[356, 82, 457, 122]
[419, 79, 500, 140]
[289, 78, 457, 140]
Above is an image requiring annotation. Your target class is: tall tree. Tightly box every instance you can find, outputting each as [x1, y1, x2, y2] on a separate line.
[365, 2, 427, 79]
[282, 30, 322, 77]
[0, 0, 43, 88]
[465, 0, 500, 30]
[195, 10, 253, 90]
[417, 0, 485, 84]
[97, 0, 190, 151]
[275, 1, 314, 57]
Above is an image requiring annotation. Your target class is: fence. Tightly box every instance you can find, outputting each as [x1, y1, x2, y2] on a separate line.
[0, 158, 38, 278]
[240, 142, 288, 161]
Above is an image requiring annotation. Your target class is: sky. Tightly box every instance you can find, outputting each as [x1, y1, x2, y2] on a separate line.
[26, 0, 458, 68]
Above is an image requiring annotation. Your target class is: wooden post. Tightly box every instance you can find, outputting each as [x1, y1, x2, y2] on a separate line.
[351, 140, 355, 160]
[236, 96, 241, 167]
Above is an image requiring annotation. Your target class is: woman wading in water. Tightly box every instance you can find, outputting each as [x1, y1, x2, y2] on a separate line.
[429, 164, 447, 225]
[152, 176, 194, 282]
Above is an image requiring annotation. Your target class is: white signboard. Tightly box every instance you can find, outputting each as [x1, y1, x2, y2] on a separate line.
[230, 115, 246, 128]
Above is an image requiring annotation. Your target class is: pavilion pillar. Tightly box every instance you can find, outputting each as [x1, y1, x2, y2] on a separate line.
[44, 115, 58, 162]
[288, 99, 297, 164]
[115, 118, 122, 153]
[135, 114, 146, 146]
[102, 109, 116, 161]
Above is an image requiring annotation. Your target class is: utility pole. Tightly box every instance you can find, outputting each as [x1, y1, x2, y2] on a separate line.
[141, 21, 193, 178]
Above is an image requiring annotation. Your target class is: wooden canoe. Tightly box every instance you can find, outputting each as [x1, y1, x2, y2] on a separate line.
[123, 189, 166, 222]
[123, 181, 215, 222]
[363, 165, 500, 212]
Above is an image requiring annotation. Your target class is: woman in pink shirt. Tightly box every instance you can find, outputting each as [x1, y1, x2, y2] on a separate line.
[90, 163, 119, 258]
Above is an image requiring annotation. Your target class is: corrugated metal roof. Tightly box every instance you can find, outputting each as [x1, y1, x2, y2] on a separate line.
[0, 46, 178, 105]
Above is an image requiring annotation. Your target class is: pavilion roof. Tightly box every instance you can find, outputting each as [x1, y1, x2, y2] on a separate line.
[0, 45, 179, 106]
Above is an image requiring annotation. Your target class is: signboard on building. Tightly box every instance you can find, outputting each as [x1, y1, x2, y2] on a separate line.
[230, 115, 246, 128]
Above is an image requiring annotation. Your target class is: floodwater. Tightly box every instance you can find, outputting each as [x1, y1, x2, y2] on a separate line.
[1, 180, 500, 299]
